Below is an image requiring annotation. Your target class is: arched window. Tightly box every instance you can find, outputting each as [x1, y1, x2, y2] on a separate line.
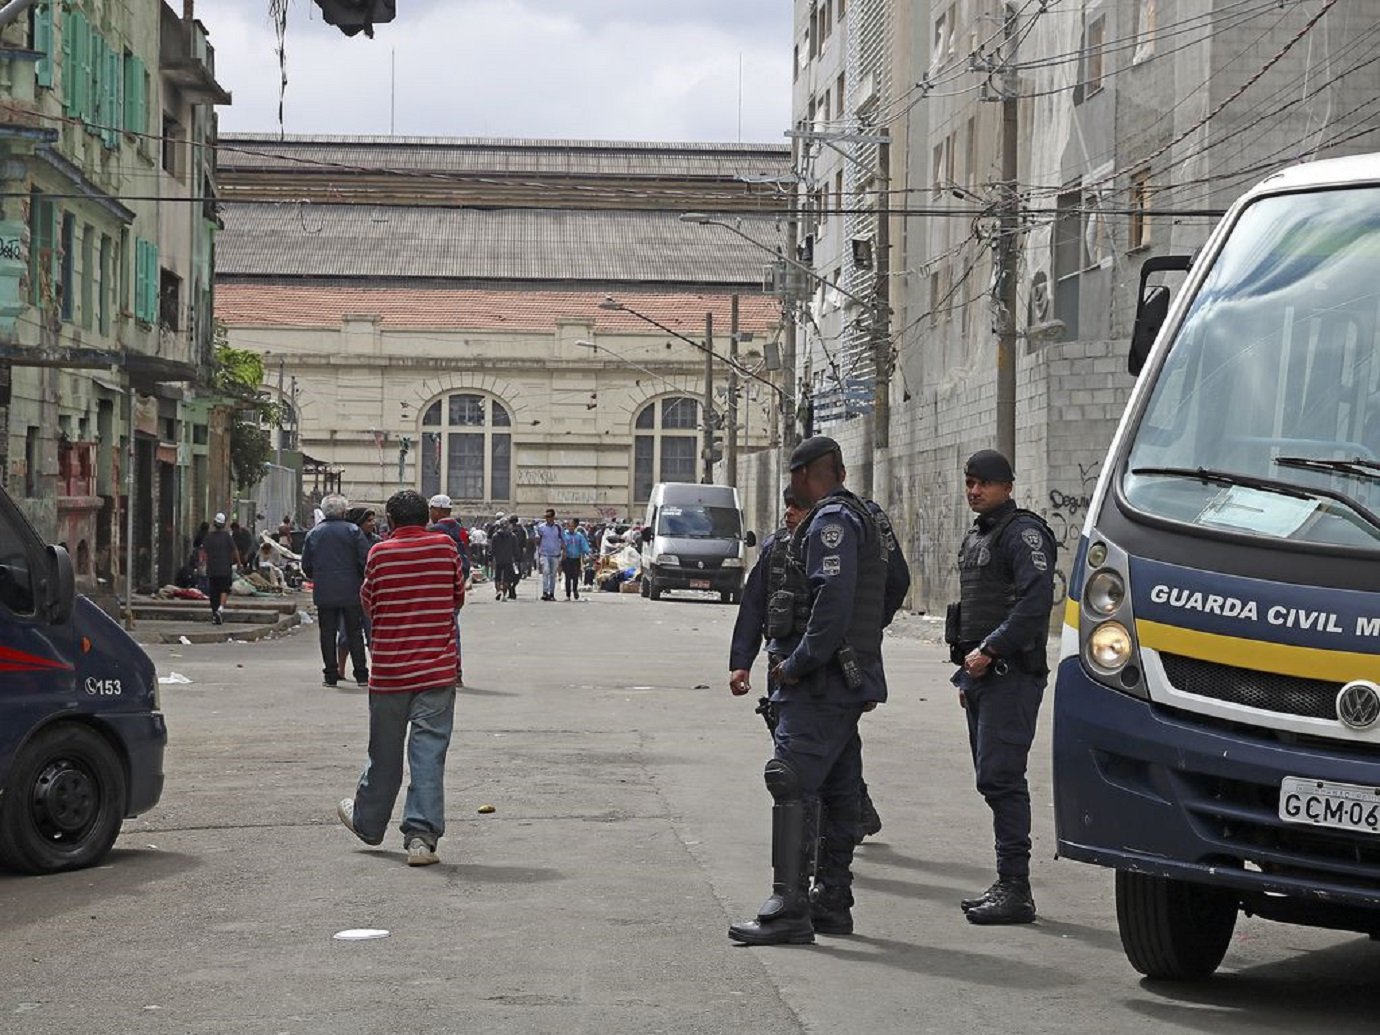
[633, 395, 699, 501]
[419, 392, 513, 502]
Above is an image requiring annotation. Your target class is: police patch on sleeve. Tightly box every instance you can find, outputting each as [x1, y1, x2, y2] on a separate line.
[1031, 550, 1048, 571]
[1021, 528, 1043, 550]
[822, 554, 842, 576]
[820, 524, 845, 549]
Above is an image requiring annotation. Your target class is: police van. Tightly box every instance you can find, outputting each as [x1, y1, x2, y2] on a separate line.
[0, 482, 165, 874]
[1055, 153, 1380, 979]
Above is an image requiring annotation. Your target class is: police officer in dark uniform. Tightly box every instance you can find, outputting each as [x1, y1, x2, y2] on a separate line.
[728, 437, 908, 945]
[947, 449, 1056, 925]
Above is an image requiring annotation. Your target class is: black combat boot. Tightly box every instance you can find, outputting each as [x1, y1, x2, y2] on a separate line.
[810, 884, 854, 936]
[960, 879, 1002, 913]
[855, 789, 882, 844]
[729, 793, 814, 945]
[964, 877, 1036, 925]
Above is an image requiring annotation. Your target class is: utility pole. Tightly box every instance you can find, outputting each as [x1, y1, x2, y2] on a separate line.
[873, 129, 892, 459]
[783, 217, 799, 450]
[995, 4, 1021, 464]
[727, 295, 739, 486]
[702, 311, 715, 484]
[275, 358, 285, 467]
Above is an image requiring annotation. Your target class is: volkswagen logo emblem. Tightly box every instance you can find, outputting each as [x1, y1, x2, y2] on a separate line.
[1336, 680, 1380, 730]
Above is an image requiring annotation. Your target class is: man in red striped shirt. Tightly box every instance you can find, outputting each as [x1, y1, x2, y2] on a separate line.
[336, 489, 465, 866]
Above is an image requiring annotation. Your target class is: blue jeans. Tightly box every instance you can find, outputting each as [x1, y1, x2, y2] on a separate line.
[352, 685, 456, 848]
[539, 553, 561, 597]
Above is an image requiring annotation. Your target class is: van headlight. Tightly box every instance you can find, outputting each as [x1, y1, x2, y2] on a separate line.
[655, 554, 680, 566]
[1086, 621, 1133, 673]
[722, 558, 744, 568]
[1084, 569, 1125, 616]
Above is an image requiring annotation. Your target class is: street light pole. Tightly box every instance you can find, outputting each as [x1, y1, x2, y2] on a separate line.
[702, 311, 714, 485]
[727, 295, 739, 486]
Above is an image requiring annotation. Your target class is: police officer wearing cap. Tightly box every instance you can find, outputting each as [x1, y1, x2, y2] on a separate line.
[948, 449, 1056, 925]
[728, 437, 909, 946]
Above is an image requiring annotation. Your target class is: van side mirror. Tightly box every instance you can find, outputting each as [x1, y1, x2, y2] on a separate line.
[744, 531, 757, 548]
[1130, 254, 1192, 376]
[46, 544, 75, 625]
[640, 527, 652, 544]
[1130, 286, 1169, 376]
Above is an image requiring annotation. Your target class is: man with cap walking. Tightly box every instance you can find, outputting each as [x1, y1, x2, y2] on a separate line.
[728, 436, 909, 946]
[947, 449, 1056, 925]
[202, 513, 237, 625]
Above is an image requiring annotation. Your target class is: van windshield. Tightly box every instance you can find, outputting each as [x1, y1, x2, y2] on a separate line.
[656, 504, 742, 539]
[1123, 186, 1380, 551]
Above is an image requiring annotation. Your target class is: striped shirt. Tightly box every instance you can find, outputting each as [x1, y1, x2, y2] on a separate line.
[360, 525, 465, 692]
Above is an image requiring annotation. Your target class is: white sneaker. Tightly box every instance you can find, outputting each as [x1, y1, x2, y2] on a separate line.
[336, 798, 383, 846]
[405, 837, 439, 866]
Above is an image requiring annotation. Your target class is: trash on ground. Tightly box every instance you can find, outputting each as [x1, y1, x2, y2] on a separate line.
[178, 636, 192, 645]
[333, 928, 390, 941]
[692, 683, 709, 689]
[157, 672, 192, 685]
[477, 804, 496, 814]
[298, 610, 315, 625]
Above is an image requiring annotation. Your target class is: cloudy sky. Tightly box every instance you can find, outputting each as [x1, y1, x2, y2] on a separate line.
[208, 0, 793, 143]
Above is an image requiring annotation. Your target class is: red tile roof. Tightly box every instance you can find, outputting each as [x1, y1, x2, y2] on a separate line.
[215, 284, 783, 335]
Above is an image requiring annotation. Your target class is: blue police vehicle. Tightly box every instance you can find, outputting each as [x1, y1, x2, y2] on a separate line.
[1055, 154, 1380, 979]
[0, 482, 165, 874]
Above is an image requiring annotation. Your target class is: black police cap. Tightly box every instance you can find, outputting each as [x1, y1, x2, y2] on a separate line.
[965, 449, 1015, 482]
[789, 435, 842, 471]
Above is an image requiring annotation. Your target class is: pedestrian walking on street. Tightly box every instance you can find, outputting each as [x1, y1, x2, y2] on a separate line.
[728, 437, 902, 946]
[536, 508, 564, 601]
[489, 515, 521, 600]
[946, 449, 1056, 926]
[561, 518, 590, 600]
[202, 513, 237, 625]
[301, 493, 371, 688]
[336, 507, 381, 680]
[336, 489, 465, 866]
[428, 494, 469, 685]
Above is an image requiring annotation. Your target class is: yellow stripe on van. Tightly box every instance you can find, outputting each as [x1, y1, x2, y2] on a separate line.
[1064, 598, 1080, 630]
[1136, 619, 1380, 683]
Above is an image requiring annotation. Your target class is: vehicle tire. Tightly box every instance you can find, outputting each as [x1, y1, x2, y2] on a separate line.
[0, 724, 127, 875]
[640, 577, 650, 598]
[648, 580, 663, 601]
[1115, 871, 1237, 980]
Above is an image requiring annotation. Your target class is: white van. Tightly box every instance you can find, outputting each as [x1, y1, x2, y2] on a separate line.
[640, 483, 756, 603]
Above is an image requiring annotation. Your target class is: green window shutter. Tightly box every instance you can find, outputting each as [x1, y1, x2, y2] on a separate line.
[123, 52, 144, 134]
[102, 42, 118, 147]
[61, 8, 73, 113]
[91, 33, 103, 133]
[72, 10, 89, 121]
[147, 242, 160, 323]
[133, 240, 146, 322]
[35, 1, 53, 88]
[111, 46, 123, 145]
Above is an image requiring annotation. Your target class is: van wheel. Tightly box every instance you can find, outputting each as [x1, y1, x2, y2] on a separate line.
[1115, 871, 1237, 980]
[0, 724, 127, 875]
[648, 579, 663, 601]
[640, 577, 650, 598]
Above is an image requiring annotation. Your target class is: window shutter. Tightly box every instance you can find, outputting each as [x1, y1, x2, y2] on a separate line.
[73, 11, 89, 121]
[145, 242, 159, 324]
[111, 46, 123, 145]
[134, 240, 146, 323]
[124, 53, 144, 135]
[61, 7, 73, 113]
[35, 1, 53, 87]
[91, 33, 104, 136]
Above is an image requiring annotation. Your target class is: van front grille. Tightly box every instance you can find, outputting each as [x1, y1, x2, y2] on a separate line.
[1160, 653, 1340, 720]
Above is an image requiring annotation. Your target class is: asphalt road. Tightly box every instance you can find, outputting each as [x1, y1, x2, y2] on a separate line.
[3, 587, 1379, 1034]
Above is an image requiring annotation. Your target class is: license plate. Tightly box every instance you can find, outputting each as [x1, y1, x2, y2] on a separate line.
[689, 579, 711, 589]
[1279, 776, 1380, 835]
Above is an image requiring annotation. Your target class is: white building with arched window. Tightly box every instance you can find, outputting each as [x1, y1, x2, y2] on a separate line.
[214, 135, 790, 520]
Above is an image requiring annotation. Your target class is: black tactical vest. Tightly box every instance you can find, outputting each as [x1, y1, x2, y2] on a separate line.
[761, 529, 794, 639]
[793, 490, 888, 659]
[957, 504, 1041, 645]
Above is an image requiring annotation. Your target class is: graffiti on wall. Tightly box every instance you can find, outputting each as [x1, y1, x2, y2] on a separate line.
[1041, 460, 1101, 604]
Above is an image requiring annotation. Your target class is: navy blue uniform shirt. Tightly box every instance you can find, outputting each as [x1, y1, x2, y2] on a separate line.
[976, 501, 1057, 659]
[776, 489, 887, 704]
[729, 528, 779, 672]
